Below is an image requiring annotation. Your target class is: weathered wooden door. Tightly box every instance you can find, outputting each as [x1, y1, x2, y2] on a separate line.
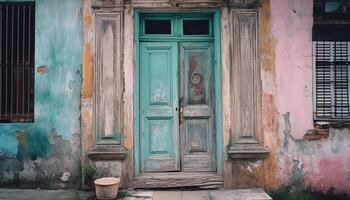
[140, 42, 180, 172]
[139, 14, 217, 173]
[140, 42, 216, 173]
[180, 43, 216, 172]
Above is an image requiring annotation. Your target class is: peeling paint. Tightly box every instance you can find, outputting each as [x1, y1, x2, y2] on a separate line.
[1, 0, 348, 193]
[60, 172, 71, 182]
[82, 43, 93, 99]
[37, 66, 49, 74]
[289, 159, 305, 190]
[258, 0, 280, 190]
[0, 0, 83, 189]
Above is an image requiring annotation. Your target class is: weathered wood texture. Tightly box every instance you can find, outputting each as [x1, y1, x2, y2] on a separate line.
[228, 9, 268, 158]
[93, 10, 124, 145]
[180, 43, 216, 172]
[140, 42, 180, 172]
[133, 172, 224, 188]
[231, 10, 260, 144]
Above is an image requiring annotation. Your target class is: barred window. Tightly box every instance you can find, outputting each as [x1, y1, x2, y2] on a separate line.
[313, 0, 350, 121]
[313, 41, 350, 120]
[0, 2, 35, 123]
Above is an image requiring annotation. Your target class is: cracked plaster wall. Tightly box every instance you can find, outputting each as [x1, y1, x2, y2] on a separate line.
[270, 0, 350, 193]
[0, 0, 83, 189]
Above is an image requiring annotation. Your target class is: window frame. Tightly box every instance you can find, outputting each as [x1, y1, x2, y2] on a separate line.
[313, 0, 350, 122]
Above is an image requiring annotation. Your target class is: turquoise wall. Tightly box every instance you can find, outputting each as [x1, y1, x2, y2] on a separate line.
[0, 0, 83, 188]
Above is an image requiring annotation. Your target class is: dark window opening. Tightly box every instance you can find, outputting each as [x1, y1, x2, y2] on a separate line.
[324, 0, 350, 13]
[0, 2, 35, 123]
[314, 0, 350, 22]
[313, 24, 350, 41]
[183, 19, 209, 35]
[145, 19, 171, 34]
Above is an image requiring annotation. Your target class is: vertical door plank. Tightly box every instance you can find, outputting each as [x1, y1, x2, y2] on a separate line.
[140, 42, 180, 172]
[180, 42, 216, 172]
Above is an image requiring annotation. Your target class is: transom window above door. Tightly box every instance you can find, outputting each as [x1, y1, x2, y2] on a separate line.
[139, 13, 213, 37]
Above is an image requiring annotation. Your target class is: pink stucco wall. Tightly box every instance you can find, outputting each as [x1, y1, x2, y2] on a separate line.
[270, 0, 350, 193]
[272, 0, 314, 138]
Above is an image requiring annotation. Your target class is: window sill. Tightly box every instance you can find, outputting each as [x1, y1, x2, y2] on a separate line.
[314, 120, 350, 129]
[88, 144, 127, 160]
[228, 143, 269, 159]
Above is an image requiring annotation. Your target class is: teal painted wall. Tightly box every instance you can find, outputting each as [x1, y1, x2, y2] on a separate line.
[0, 0, 83, 188]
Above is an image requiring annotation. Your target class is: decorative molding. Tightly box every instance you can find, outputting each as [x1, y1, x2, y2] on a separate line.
[129, 0, 222, 7]
[228, 144, 269, 159]
[229, 0, 260, 8]
[92, 0, 124, 8]
[92, 9, 125, 159]
[228, 9, 268, 159]
[88, 145, 128, 160]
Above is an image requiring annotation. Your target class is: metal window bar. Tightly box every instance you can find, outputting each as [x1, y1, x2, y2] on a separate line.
[314, 40, 350, 120]
[0, 2, 35, 123]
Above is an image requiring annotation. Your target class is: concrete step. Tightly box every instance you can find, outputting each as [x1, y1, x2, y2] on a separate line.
[122, 188, 272, 200]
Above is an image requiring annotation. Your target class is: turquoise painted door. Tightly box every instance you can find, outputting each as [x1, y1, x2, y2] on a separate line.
[180, 43, 216, 171]
[140, 42, 180, 172]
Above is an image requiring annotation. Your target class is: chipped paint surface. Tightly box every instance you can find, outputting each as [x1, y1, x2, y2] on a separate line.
[0, 0, 83, 189]
[80, 0, 350, 192]
[269, 0, 350, 193]
[0, 0, 348, 193]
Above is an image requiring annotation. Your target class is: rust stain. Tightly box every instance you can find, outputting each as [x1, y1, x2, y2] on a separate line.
[257, 94, 280, 189]
[16, 130, 28, 149]
[82, 43, 92, 99]
[260, 0, 276, 74]
[84, 15, 92, 26]
[83, 0, 92, 26]
[257, 0, 280, 190]
[37, 66, 48, 74]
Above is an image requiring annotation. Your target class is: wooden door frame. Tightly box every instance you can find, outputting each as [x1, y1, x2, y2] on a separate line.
[133, 9, 223, 178]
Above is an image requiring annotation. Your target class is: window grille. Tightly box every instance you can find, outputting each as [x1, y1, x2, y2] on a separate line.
[314, 41, 350, 120]
[0, 2, 35, 123]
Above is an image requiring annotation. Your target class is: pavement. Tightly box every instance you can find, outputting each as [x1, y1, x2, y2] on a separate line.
[0, 188, 272, 200]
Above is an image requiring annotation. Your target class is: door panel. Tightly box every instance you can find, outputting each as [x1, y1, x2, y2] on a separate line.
[180, 43, 216, 172]
[140, 42, 180, 172]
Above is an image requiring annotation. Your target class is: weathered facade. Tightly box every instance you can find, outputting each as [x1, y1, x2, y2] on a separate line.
[0, 0, 83, 188]
[0, 0, 349, 194]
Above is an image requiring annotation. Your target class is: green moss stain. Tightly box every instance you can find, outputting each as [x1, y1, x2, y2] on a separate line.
[0, 129, 19, 156]
[16, 129, 51, 161]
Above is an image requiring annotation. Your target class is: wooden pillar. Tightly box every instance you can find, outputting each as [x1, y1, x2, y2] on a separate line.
[227, 0, 269, 159]
[88, 0, 127, 161]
